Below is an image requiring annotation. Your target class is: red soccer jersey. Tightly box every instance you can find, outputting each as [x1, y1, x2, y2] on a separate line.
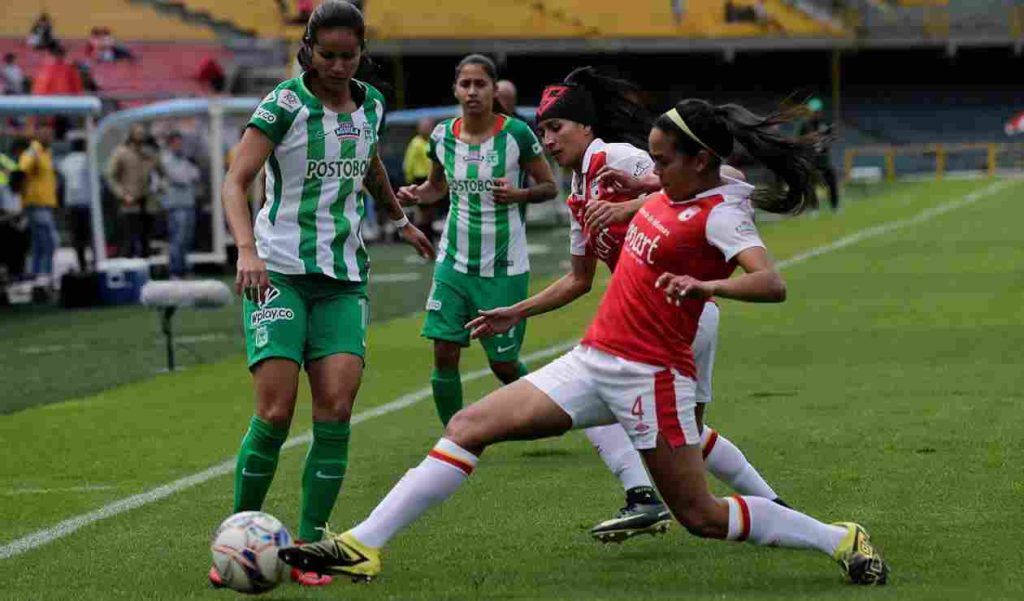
[567, 139, 654, 272]
[581, 181, 764, 378]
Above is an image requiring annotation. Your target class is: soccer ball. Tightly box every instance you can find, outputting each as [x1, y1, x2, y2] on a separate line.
[210, 511, 293, 594]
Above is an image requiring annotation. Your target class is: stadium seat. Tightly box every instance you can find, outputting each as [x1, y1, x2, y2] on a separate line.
[1, 0, 215, 41]
[362, 0, 840, 39]
[0, 38, 232, 100]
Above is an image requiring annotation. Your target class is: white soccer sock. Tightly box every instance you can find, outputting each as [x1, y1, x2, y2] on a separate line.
[349, 438, 478, 549]
[585, 424, 652, 492]
[701, 426, 779, 499]
[725, 495, 847, 555]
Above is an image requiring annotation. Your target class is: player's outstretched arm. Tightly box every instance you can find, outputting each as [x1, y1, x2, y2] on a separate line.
[467, 254, 597, 338]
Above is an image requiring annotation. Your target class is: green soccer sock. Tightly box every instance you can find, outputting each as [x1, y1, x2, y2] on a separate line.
[233, 415, 289, 513]
[516, 361, 529, 378]
[299, 421, 351, 541]
[431, 368, 463, 426]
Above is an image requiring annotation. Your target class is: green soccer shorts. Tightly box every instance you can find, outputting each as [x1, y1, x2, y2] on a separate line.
[421, 262, 529, 363]
[243, 272, 369, 369]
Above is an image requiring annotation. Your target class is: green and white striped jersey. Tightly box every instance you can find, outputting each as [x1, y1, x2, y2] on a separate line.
[248, 76, 385, 282]
[428, 115, 542, 278]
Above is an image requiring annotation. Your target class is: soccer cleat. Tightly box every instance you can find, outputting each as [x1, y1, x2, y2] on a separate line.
[590, 502, 673, 543]
[832, 522, 889, 585]
[279, 530, 381, 582]
[208, 565, 225, 589]
[290, 567, 333, 586]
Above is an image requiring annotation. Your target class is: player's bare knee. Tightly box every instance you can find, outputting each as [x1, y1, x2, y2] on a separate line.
[313, 392, 354, 422]
[256, 402, 294, 427]
[444, 406, 491, 453]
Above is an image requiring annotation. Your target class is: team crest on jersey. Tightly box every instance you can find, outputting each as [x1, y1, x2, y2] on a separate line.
[633, 159, 653, 177]
[277, 90, 303, 113]
[678, 206, 701, 222]
[462, 150, 500, 165]
[334, 122, 362, 140]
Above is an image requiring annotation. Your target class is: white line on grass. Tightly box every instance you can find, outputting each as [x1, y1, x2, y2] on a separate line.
[0, 179, 1009, 561]
[0, 486, 115, 496]
[0, 341, 577, 561]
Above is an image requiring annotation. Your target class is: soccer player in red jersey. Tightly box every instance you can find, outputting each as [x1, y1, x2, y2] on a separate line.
[472, 67, 789, 543]
[281, 97, 890, 586]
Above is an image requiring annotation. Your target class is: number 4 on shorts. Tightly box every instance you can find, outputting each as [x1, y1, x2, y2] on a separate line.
[631, 396, 644, 419]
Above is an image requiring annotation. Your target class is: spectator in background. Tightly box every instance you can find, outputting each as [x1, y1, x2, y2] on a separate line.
[27, 13, 57, 51]
[294, 0, 316, 23]
[670, 0, 685, 25]
[159, 132, 201, 279]
[58, 136, 93, 272]
[32, 46, 84, 96]
[402, 118, 436, 243]
[496, 79, 517, 116]
[798, 97, 839, 211]
[3, 54, 28, 95]
[18, 124, 60, 285]
[87, 27, 135, 63]
[0, 168, 29, 282]
[106, 123, 160, 258]
[197, 56, 226, 93]
[0, 145, 17, 206]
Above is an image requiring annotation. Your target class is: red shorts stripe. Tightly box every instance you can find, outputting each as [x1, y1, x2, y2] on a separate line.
[654, 369, 687, 448]
[428, 449, 474, 476]
[701, 428, 719, 460]
[733, 495, 751, 541]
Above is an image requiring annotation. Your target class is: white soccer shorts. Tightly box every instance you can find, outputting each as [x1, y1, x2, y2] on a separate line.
[525, 345, 699, 450]
[694, 302, 719, 404]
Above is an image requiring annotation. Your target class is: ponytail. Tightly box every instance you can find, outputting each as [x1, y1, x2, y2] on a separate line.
[563, 67, 651, 149]
[655, 99, 824, 214]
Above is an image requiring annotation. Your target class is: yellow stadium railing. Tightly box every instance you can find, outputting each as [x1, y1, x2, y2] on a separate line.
[844, 142, 1024, 181]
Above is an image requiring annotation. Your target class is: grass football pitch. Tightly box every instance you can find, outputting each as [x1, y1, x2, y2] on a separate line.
[1, 178, 1022, 600]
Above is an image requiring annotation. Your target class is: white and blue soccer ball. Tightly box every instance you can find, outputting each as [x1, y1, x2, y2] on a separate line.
[211, 511, 292, 594]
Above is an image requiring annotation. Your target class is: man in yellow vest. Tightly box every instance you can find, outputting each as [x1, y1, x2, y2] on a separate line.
[18, 124, 60, 285]
[402, 118, 436, 243]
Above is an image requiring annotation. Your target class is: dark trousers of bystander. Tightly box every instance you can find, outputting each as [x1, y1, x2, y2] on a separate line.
[67, 206, 92, 271]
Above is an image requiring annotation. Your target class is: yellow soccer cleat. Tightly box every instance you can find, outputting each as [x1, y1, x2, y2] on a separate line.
[278, 530, 382, 583]
[832, 522, 889, 585]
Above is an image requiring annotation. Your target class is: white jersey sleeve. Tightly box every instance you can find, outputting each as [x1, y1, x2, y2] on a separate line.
[605, 143, 655, 180]
[705, 200, 765, 261]
[569, 213, 589, 256]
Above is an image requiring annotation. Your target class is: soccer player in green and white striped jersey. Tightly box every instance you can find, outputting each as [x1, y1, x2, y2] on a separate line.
[216, 1, 433, 589]
[397, 55, 557, 426]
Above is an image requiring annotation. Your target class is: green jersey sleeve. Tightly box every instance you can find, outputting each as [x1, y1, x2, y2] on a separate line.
[426, 122, 448, 163]
[247, 83, 303, 145]
[508, 118, 543, 163]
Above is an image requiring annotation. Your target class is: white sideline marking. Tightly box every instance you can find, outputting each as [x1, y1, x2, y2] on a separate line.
[373, 272, 422, 283]
[0, 486, 115, 496]
[0, 179, 1009, 560]
[0, 341, 577, 561]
